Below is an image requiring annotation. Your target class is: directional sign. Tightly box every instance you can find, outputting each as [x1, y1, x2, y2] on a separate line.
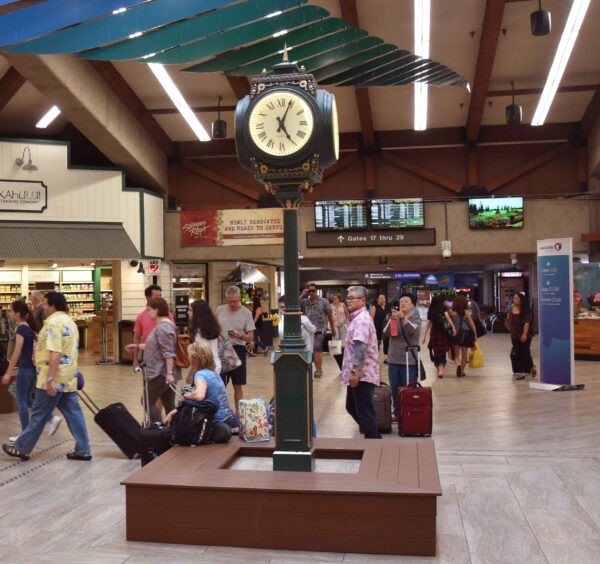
[306, 229, 435, 248]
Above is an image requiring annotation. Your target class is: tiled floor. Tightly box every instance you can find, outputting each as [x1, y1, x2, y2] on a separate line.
[0, 333, 599, 563]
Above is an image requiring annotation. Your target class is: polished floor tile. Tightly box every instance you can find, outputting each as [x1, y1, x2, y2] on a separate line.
[0, 333, 599, 563]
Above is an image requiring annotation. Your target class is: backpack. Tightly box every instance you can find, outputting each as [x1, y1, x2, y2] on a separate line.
[168, 399, 218, 446]
[434, 312, 453, 336]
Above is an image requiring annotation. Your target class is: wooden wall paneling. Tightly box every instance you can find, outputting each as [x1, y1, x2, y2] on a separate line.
[380, 152, 462, 194]
[580, 85, 600, 139]
[181, 159, 261, 202]
[486, 143, 572, 193]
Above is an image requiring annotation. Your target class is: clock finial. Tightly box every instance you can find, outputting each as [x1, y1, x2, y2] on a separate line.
[282, 43, 289, 63]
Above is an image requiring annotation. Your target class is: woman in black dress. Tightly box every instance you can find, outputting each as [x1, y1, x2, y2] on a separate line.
[421, 295, 456, 378]
[506, 292, 535, 379]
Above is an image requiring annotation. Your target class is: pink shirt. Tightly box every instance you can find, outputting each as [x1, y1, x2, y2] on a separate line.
[134, 308, 174, 343]
[342, 306, 380, 386]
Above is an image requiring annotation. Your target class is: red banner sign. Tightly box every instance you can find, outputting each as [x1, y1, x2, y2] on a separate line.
[180, 210, 219, 247]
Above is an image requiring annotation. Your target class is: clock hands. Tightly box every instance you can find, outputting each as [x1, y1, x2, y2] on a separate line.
[276, 100, 293, 133]
[275, 117, 297, 146]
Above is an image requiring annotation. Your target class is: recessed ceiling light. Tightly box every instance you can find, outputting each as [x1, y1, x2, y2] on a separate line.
[531, 0, 591, 126]
[36, 105, 61, 128]
[148, 63, 211, 142]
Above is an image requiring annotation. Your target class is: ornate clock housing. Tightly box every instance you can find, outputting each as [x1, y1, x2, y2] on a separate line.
[235, 59, 339, 188]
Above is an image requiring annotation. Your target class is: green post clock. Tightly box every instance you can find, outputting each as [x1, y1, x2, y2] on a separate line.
[235, 53, 339, 472]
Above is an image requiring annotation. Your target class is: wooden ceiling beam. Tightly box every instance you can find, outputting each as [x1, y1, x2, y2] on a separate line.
[226, 76, 251, 100]
[150, 105, 237, 115]
[380, 152, 462, 194]
[487, 143, 571, 193]
[177, 122, 578, 158]
[488, 84, 598, 98]
[580, 85, 600, 139]
[340, 0, 375, 148]
[466, 0, 506, 142]
[181, 159, 260, 202]
[89, 61, 172, 157]
[0, 66, 26, 112]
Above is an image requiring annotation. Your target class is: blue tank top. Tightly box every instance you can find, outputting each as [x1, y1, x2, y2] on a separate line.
[194, 369, 232, 423]
[16, 324, 35, 370]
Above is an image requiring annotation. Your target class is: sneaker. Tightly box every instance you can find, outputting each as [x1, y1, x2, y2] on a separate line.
[66, 451, 92, 461]
[46, 415, 62, 437]
[314, 369, 322, 378]
[8, 435, 19, 445]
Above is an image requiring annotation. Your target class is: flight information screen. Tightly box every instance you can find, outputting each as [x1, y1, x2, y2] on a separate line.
[314, 200, 368, 230]
[370, 197, 425, 228]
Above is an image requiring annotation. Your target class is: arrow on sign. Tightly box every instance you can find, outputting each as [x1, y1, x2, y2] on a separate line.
[337, 235, 345, 242]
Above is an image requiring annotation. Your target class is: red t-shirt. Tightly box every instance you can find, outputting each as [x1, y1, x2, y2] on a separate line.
[134, 308, 174, 343]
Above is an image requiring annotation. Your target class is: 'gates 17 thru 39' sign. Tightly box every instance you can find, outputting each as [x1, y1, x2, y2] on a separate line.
[0, 180, 47, 213]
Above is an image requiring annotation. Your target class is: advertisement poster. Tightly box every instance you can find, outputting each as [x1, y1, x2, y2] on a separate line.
[180, 210, 219, 247]
[181, 209, 283, 247]
[219, 209, 283, 246]
[175, 294, 189, 327]
[536, 238, 574, 387]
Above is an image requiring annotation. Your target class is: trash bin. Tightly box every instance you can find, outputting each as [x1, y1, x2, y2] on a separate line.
[119, 320, 135, 364]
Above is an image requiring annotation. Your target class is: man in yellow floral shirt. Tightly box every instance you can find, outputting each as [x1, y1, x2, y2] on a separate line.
[2, 292, 91, 461]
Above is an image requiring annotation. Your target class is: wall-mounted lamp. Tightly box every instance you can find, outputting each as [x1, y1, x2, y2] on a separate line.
[212, 95, 227, 139]
[129, 259, 145, 274]
[15, 146, 38, 171]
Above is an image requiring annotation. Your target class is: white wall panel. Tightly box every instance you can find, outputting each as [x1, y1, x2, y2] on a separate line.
[143, 192, 164, 257]
[0, 141, 141, 253]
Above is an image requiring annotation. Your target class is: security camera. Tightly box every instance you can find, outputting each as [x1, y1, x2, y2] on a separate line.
[441, 240, 452, 259]
[510, 253, 518, 266]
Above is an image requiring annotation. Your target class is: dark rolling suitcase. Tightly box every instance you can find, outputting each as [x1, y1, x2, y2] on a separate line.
[398, 346, 432, 436]
[373, 382, 393, 434]
[79, 391, 142, 459]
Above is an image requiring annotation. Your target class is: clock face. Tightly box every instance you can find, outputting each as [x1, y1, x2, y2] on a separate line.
[248, 90, 315, 157]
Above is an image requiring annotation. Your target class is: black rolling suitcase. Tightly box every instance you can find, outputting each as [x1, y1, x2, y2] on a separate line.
[79, 390, 142, 459]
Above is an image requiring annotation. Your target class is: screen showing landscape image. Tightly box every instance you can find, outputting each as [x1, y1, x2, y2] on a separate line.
[468, 197, 524, 229]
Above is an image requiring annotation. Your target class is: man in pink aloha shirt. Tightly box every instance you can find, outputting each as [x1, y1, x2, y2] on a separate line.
[342, 285, 381, 439]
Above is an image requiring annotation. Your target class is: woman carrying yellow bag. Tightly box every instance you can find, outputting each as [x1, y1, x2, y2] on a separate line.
[469, 342, 484, 369]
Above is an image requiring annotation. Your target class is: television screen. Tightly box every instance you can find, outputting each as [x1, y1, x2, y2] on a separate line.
[468, 197, 524, 229]
[314, 199, 368, 230]
[370, 197, 425, 229]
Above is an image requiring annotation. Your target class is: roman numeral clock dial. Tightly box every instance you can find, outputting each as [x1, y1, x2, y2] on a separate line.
[248, 90, 315, 158]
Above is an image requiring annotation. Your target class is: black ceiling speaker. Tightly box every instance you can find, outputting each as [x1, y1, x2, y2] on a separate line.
[211, 95, 227, 139]
[505, 81, 522, 125]
[531, 0, 551, 36]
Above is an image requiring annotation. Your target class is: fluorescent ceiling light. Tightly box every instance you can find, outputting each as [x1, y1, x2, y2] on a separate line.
[413, 0, 430, 131]
[112, 7, 126, 15]
[266, 10, 283, 18]
[531, 0, 591, 126]
[128, 31, 143, 39]
[148, 63, 211, 142]
[36, 105, 61, 128]
[272, 29, 288, 38]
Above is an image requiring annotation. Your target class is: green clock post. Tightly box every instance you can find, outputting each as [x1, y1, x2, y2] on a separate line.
[235, 51, 339, 471]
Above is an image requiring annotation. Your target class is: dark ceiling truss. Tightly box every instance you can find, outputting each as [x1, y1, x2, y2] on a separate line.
[0, 0, 468, 90]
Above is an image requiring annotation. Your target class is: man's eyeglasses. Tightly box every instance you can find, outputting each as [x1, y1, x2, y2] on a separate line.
[308, 289, 316, 293]
[346, 296, 362, 301]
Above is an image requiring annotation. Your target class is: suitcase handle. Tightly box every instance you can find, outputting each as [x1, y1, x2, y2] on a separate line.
[407, 381, 423, 389]
[405, 344, 421, 352]
[78, 389, 100, 415]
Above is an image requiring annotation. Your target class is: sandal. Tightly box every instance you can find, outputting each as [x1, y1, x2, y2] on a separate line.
[2, 443, 30, 461]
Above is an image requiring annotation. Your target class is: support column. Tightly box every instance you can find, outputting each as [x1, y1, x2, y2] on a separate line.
[271, 186, 314, 472]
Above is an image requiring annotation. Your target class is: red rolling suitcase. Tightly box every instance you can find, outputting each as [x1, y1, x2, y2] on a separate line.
[398, 345, 432, 436]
